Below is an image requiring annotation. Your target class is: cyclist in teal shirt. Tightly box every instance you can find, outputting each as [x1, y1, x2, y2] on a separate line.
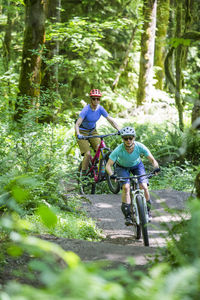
[106, 126, 160, 225]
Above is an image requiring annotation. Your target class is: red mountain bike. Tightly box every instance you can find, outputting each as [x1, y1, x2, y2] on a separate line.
[78, 132, 120, 195]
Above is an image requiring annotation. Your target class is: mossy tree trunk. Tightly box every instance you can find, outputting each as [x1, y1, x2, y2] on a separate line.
[154, 0, 169, 90]
[164, 0, 199, 131]
[3, 1, 15, 110]
[14, 0, 47, 121]
[195, 172, 200, 199]
[174, 1, 184, 131]
[137, 0, 157, 106]
[192, 86, 200, 130]
[3, 1, 14, 71]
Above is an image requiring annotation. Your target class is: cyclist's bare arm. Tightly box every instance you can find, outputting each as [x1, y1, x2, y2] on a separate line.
[75, 117, 83, 135]
[147, 154, 159, 170]
[106, 116, 120, 131]
[106, 158, 115, 176]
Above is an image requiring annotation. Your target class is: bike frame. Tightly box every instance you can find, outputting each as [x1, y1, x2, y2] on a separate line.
[83, 133, 118, 183]
[117, 171, 156, 224]
[117, 171, 157, 246]
[130, 179, 149, 224]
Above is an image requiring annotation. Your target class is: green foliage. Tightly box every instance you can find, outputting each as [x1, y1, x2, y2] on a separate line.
[163, 199, 200, 267]
[150, 162, 195, 191]
[27, 208, 102, 241]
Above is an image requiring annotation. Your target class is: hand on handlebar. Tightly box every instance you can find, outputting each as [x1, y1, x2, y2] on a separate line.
[110, 174, 117, 179]
[77, 134, 84, 140]
[153, 167, 161, 175]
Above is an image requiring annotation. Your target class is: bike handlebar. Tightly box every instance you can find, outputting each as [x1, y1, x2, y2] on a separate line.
[79, 132, 119, 139]
[116, 168, 160, 181]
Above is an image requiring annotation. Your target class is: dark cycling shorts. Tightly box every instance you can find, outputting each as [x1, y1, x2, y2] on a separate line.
[115, 161, 149, 186]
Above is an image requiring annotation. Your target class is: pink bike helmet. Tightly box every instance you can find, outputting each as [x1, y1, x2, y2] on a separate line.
[89, 89, 102, 97]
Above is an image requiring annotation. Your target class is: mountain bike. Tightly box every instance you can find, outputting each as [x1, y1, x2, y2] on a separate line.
[117, 169, 160, 247]
[78, 133, 120, 195]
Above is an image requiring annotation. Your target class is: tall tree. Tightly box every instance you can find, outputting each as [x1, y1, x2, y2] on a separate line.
[137, 0, 157, 106]
[2, 1, 14, 71]
[14, 0, 47, 121]
[154, 0, 169, 90]
[164, 0, 200, 130]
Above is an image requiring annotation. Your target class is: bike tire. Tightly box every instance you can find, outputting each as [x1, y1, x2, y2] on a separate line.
[105, 154, 120, 194]
[78, 162, 96, 195]
[106, 173, 120, 194]
[131, 195, 141, 240]
[136, 195, 149, 246]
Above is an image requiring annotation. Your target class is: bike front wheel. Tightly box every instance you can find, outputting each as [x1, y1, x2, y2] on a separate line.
[78, 162, 96, 195]
[131, 196, 141, 240]
[136, 195, 149, 246]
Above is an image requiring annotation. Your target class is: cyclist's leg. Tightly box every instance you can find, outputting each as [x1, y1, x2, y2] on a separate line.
[89, 129, 101, 152]
[116, 166, 133, 225]
[76, 130, 91, 171]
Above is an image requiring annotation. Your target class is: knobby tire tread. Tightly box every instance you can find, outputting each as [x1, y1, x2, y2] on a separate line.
[136, 195, 149, 246]
[105, 153, 120, 194]
[131, 194, 141, 240]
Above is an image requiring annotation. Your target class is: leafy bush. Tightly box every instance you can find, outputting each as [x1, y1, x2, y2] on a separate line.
[163, 198, 200, 267]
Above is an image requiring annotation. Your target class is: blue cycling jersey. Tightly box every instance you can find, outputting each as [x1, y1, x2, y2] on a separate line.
[79, 104, 109, 130]
[109, 142, 151, 167]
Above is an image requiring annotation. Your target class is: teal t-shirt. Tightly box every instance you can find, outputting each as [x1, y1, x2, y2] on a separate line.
[109, 142, 151, 167]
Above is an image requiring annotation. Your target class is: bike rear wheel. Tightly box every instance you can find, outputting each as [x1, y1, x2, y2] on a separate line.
[78, 162, 96, 195]
[136, 195, 149, 246]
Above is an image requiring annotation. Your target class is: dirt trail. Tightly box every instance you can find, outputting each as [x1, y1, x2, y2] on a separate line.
[42, 189, 190, 268]
[0, 189, 191, 286]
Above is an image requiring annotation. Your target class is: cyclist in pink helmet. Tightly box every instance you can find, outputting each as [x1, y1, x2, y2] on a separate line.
[75, 89, 120, 175]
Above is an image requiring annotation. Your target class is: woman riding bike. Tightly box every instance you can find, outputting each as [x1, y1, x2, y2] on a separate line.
[75, 89, 120, 176]
[106, 126, 160, 226]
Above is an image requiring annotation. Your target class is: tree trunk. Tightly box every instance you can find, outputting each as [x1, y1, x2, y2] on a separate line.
[14, 0, 47, 121]
[164, 0, 200, 131]
[137, 0, 157, 106]
[175, 1, 184, 131]
[3, 1, 14, 71]
[195, 172, 200, 199]
[154, 0, 169, 90]
[192, 84, 200, 129]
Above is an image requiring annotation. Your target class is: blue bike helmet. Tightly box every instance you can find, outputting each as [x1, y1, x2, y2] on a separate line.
[120, 126, 136, 137]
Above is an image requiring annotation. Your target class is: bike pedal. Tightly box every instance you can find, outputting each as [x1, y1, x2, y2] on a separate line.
[125, 219, 134, 226]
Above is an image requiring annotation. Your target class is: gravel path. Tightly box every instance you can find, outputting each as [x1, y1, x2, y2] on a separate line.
[42, 189, 190, 269]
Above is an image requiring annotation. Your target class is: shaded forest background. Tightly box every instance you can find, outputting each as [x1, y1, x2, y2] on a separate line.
[0, 0, 200, 299]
